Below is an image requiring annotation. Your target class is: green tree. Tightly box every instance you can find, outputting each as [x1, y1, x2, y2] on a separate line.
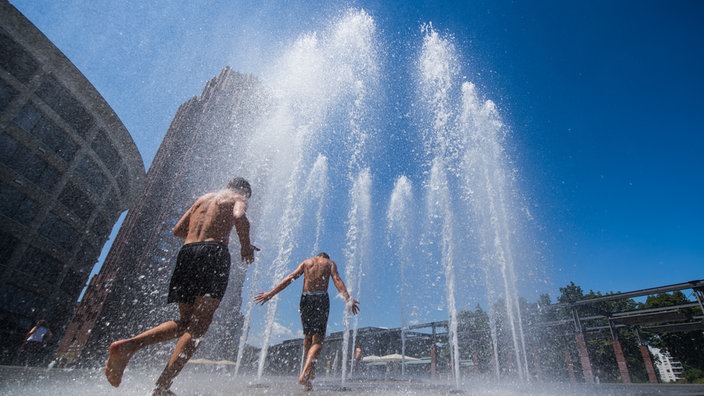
[457, 305, 493, 374]
[558, 281, 584, 304]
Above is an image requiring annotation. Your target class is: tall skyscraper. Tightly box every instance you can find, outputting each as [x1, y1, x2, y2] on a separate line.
[58, 67, 264, 366]
[0, 1, 145, 364]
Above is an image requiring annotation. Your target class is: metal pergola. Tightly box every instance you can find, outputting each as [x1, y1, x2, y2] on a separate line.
[543, 279, 704, 384]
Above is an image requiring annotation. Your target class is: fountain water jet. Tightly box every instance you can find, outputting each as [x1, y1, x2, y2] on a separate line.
[415, 24, 531, 383]
[341, 169, 372, 386]
[303, 155, 330, 255]
[386, 176, 414, 375]
[0, 6, 538, 394]
[228, 9, 380, 382]
[458, 81, 529, 379]
[417, 26, 462, 386]
[222, 8, 529, 389]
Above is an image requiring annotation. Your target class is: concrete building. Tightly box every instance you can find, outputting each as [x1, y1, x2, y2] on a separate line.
[0, 1, 145, 364]
[57, 67, 264, 367]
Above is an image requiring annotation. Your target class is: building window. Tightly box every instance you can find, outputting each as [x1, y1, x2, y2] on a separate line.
[5, 143, 59, 191]
[18, 245, 62, 285]
[13, 103, 79, 163]
[32, 116, 78, 163]
[0, 181, 39, 226]
[0, 29, 39, 83]
[61, 268, 84, 296]
[58, 181, 95, 221]
[92, 129, 121, 173]
[0, 283, 43, 318]
[115, 167, 130, 198]
[73, 242, 98, 274]
[0, 230, 18, 266]
[75, 155, 107, 195]
[38, 211, 79, 251]
[0, 131, 19, 165]
[90, 213, 109, 239]
[102, 188, 121, 217]
[36, 162, 60, 191]
[0, 78, 17, 109]
[35, 76, 94, 138]
[13, 102, 42, 131]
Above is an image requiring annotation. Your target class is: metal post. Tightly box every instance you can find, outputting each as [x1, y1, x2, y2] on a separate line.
[608, 318, 631, 384]
[693, 288, 704, 316]
[572, 307, 594, 383]
[636, 328, 658, 384]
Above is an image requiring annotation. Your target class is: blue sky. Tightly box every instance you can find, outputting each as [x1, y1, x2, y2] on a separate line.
[10, 1, 703, 338]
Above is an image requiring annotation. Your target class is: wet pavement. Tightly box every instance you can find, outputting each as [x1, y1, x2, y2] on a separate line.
[2, 365, 704, 396]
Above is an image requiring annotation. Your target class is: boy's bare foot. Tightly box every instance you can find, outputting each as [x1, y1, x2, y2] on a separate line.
[151, 386, 177, 396]
[298, 373, 313, 390]
[105, 340, 134, 387]
[298, 376, 313, 391]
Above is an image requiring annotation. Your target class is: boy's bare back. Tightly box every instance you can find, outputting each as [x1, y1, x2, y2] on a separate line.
[254, 252, 358, 314]
[174, 190, 248, 245]
[301, 256, 334, 293]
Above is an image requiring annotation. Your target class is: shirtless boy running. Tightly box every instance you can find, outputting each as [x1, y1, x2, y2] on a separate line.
[255, 252, 359, 391]
[105, 177, 258, 396]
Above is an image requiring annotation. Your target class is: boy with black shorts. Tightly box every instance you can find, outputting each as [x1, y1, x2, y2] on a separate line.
[255, 252, 359, 391]
[105, 177, 258, 396]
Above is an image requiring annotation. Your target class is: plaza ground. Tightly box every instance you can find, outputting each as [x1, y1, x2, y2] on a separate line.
[2, 365, 704, 396]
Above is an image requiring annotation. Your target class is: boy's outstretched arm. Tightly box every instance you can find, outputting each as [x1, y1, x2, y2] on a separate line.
[254, 261, 305, 304]
[330, 261, 360, 314]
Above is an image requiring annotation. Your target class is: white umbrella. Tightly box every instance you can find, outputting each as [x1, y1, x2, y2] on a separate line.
[362, 353, 420, 363]
[361, 354, 383, 363]
[188, 358, 236, 365]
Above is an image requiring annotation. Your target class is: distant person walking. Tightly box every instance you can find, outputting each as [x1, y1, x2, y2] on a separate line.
[354, 344, 364, 373]
[19, 319, 53, 366]
[105, 177, 258, 396]
[255, 252, 359, 391]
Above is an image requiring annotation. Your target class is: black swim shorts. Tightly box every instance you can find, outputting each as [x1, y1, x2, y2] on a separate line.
[167, 241, 230, 304]
[299, 292, 330, 335]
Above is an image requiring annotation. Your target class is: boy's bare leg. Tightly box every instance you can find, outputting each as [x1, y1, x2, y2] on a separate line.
[299, 334, 324, 391]
[299, 336, 312, 389]
[105, 320, 183, 387]
[310, 334, 325, 381]
[154, 296, 219, 392]
[300, 336, 311, 377]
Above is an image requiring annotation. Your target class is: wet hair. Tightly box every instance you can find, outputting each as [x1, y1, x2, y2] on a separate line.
[317, 252, 330, 259]
[228, 177, 252, 198]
